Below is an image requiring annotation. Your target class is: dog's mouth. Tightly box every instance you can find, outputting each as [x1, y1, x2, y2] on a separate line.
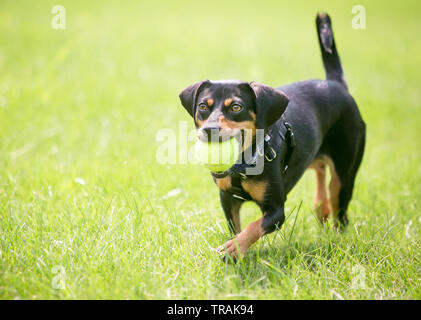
[197, 127, 254, 152]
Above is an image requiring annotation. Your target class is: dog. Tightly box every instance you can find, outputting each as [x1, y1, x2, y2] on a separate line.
[179, 13, 366, 259]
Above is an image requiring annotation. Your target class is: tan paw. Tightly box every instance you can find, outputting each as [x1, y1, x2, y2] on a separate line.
[217, 237, 249, 260]
[314, 198, 331, 222]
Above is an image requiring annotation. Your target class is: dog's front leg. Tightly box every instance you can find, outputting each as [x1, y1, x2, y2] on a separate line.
[218, 202, 285, 259]
[219, 189, 243, 235]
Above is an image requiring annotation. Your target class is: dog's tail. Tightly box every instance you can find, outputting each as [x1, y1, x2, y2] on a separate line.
[316, 13, 347, 89]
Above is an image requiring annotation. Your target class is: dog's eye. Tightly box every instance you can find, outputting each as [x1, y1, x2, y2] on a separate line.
[198, 103, 208, 111]
[231, 104, 243, 112]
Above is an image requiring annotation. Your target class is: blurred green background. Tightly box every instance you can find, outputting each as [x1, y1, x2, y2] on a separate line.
[0, 0, 420, 299]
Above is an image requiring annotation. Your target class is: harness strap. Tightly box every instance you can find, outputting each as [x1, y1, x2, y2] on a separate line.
[282, 122, 296, 172]
[230, 176, 252, 201]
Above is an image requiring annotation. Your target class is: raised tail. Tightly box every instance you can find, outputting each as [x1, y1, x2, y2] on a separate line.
[316, 13, 347, 89]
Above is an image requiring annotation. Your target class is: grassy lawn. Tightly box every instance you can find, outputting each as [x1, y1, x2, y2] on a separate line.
[0, 0, 420, 299]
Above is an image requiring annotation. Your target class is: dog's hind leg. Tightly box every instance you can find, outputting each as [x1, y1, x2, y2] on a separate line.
[328, 127, 366, 230]
[310, 157, 331, 223]
[326, 157, 341, 224]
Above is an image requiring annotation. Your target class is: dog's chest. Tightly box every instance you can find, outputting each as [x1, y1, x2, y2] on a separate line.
[215, 177, 267, 202]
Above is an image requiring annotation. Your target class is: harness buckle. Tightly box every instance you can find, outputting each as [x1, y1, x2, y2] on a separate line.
[265, 146, 277, 162]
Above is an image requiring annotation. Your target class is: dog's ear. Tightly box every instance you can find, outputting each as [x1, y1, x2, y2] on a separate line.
[179, 80, 210, 117]
[248, 81, 289, 129]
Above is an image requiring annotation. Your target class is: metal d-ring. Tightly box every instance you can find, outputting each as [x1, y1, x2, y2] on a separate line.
[265, 146, 277, 162]
[239, 173, 247, 180]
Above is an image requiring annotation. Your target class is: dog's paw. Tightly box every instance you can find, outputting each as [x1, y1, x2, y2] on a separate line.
[217, 237, 248, 262]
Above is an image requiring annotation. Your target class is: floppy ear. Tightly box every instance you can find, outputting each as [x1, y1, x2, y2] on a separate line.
[179, 80, 210, 117]
[249, 81, 289, 129]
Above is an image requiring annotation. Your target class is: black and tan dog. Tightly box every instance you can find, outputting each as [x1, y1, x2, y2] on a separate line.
[179, 13, 365, 259]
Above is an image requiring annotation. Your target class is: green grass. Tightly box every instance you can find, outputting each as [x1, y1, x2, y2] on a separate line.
[1, 0, 420, 299]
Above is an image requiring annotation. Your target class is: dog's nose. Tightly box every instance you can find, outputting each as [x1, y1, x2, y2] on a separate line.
[198, 126, 234, 143]
[199, 126, 221, 142]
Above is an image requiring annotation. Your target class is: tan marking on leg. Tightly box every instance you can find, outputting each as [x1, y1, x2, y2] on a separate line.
[310, 159, 331, 222]
[224, 98, 232, 107]
[309, 155, 341, 225]
[241, 180, 267, 203]
[309, 156, 332, 223]
[219, 216, 264, 258]
[327, 159, 341, 221]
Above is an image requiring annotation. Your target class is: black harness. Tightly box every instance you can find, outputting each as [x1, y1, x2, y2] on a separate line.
[211, 120, 296, 201]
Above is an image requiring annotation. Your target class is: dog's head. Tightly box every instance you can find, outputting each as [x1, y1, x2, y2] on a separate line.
[179, 80, 289, 149]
